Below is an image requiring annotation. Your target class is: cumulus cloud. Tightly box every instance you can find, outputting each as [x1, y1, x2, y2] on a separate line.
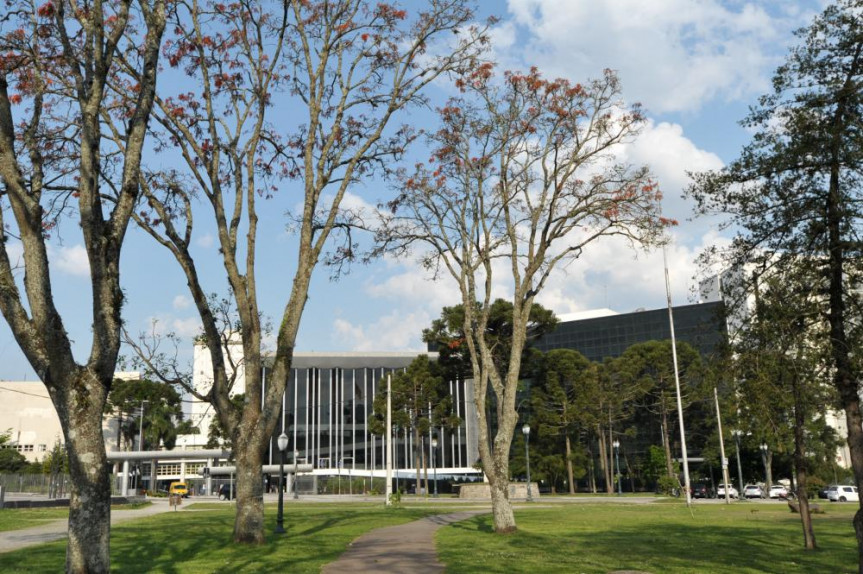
[142, 314, 202, 339]
[499, 0, 811, 114]
[49, 244, 90, 277]
[333, 310, 433, 352]
[173, 295, 191, 310]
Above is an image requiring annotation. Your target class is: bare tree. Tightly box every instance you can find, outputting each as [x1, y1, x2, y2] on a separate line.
[124, 0, 490, 543]
[0, 1, 165, 571]
[377, 66, 668, 532]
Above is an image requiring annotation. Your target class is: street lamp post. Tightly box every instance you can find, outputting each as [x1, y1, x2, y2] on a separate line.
[431, 437, 438, 498]
[393, 424, 399, 496]
[613, 440, 622, 496]
[293, 450, 299, 500]
[275, 432, 288, 534]
[522, 424, 532, 501]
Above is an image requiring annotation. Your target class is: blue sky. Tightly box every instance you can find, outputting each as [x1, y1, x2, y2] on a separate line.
[0, 0, 827, 381]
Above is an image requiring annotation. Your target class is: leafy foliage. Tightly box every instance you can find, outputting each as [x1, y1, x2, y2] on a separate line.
[106, 379, 195, 451]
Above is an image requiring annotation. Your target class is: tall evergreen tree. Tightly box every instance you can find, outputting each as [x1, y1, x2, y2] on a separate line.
[688, 1, 863, 563]
[530, 349, 597, 494]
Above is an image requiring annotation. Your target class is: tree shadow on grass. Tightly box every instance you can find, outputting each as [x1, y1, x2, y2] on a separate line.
[439, 509, 857, 573]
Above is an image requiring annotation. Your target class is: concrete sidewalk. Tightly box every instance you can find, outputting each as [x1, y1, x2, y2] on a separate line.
[0, 497, 183, 553]
[321, 510, 488, 574]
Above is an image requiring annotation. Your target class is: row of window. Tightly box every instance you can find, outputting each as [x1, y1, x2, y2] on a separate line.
[0, 444, 47, 452]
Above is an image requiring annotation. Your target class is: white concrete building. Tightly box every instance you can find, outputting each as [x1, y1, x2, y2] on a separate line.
[0, 372, 140, 463]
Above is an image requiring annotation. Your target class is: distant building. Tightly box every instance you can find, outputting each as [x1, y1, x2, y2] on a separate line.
[0, 372, 140, 463]
[178, 347, 481, 478]
[533, 301, 727, 361]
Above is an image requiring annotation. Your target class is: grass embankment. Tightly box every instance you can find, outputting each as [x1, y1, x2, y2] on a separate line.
[437, 502, 859, 573]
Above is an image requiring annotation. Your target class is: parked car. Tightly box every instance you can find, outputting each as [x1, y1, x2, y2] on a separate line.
[169, 481, 189, 498]
[769, 485, 790, 499]
[817, 485, 831, 499]
[716, 484, 738, 499]
[743, 484, 765, 499]
[691, 484, 713, 499]
[829, 485, 859, 502]
[218, 484, 235, 501]
[824, 485, 840, 500]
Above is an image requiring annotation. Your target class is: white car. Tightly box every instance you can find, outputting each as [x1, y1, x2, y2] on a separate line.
[769, 485, 789, 499]
[829, 485, 859, 502]
[744, 484, 764, 499]
[716, 484, 738, 499]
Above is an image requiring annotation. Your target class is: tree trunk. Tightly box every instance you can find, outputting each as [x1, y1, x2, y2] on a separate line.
[762, 451, 773, 491]
[232, 435, 266, 544]
[54, 373, 111, 574]
[823, 72, 863, 573]
[597, 428, 611, 493]
[789, 366, 816, 549]
[487, 469, 516, 533]
[793, 430, 816, 550]
[661, 403, 674, 478]
[414, 426, 421, 495]
[565, 435, 575, 494]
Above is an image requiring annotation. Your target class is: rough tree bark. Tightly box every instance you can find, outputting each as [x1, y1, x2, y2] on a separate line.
[128, 0, 489, 544]
[0, 2, 166, 571]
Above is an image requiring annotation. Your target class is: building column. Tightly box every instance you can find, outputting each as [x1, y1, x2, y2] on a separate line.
[121, 460, 130, 497]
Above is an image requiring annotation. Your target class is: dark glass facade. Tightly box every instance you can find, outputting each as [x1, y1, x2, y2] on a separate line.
[532, 301, 726, 361]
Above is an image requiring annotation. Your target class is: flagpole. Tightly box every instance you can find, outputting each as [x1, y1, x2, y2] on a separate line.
[664, 244, 692, 507]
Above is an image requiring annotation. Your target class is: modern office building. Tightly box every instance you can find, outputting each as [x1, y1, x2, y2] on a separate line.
[179, 346, 482, 480]
[532, 300, 727, 361]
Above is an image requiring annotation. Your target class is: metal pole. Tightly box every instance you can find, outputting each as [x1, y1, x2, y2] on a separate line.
[614, 441, 622, 496]
[733, 431, 744, 497]
[293, 450, 299, 500]
[138, 400, 147, 452]
[275, 433, 287, 534]
[385, 374, 393, 506]
[432, 438, 438, 498]
[714, 388, 732, 504]
[664, 245, 692, 506]
[275, 447, 285, 534]
[523, 424, 532, 501]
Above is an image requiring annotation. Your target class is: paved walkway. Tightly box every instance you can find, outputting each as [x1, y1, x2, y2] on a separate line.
[321, 510, 488, 574]
[0, 498, 183, 553]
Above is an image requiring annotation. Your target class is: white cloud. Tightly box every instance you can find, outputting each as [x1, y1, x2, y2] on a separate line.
[142, 314, 202, 339]
[172, 295, 192, 310]
[172, 316, 202, 338]
[623, 119, 725, 234]
[333, 310, 433, 352]
[195, 233, 214, 249]
[49, 244, 90, 277]
[500, 0, 810, 114]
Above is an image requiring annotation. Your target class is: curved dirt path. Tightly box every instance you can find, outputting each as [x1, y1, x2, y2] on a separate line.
[321, 510, 487, 574]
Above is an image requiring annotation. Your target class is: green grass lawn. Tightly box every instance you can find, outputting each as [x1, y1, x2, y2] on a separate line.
[0, 502, 444, 573]
[0, 501, 857, 573]
[0, 502, 151, 533]
[0, 507, 70, 532]
[437, 502, 859, 573]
